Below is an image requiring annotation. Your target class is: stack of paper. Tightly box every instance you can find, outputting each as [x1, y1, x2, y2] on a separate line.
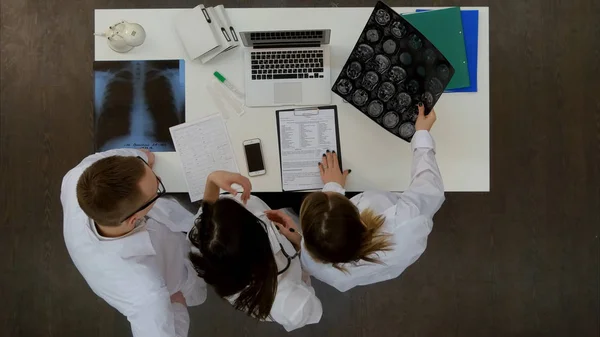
[175, 4, 240, 63]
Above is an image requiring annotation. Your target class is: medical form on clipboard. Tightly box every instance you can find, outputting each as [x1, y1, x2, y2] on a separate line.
[276, 105, 342, 192]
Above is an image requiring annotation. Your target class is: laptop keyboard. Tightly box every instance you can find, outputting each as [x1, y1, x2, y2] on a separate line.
[250, 31, 324, 41]
[250, 50, 325, 80]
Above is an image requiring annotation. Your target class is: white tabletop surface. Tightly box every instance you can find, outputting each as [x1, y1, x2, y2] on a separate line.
[94, 7, 489, 193]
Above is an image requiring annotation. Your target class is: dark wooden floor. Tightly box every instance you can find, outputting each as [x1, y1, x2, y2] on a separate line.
[1, 0, 599, 336]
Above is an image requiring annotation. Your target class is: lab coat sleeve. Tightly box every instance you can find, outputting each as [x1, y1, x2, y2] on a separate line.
[128, 290, 190, 337]
[270, 280, 323, 332]
[398, 130, 445, 218]
[322, 182, 346, 195]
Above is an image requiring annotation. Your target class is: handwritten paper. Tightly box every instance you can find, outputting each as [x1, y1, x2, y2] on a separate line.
[170, 114, 238, 201]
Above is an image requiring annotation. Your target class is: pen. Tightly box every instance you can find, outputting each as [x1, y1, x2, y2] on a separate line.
[213, 71, 244, 99]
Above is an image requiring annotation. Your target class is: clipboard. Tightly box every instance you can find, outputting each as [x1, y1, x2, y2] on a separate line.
[275, 105, 342, 192]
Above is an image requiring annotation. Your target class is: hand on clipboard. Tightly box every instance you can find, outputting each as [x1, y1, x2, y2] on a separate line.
[275, 105, 343, 192]
[319, 150, 351, 187]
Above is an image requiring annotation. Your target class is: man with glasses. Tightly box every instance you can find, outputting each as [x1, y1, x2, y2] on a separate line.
[61, 149, 206, 337]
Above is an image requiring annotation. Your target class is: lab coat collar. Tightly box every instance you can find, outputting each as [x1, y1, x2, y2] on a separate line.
[88, 219, 156, 259]
[97, 197, 194, 258]
[147, 197, 196, 233]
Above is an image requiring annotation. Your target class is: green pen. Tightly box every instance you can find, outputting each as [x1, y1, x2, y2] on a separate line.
[213, 71, 244, 99]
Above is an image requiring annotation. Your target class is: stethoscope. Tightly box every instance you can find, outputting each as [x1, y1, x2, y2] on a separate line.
[268, 221, 300, 275]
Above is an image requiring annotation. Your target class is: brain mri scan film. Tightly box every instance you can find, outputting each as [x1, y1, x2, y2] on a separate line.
[331, 1, 454, 141]
[368, 100, 385, 117]
[347, 61, 363, 79]
[383, 111, 400, 129]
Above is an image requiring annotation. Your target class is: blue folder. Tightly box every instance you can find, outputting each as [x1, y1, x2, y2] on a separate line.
[417, 9, 479, 93]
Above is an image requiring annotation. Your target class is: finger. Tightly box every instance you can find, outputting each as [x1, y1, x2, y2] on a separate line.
[274, 210, 293, 224]
[276, 210, 293, 223]
[272, 217, 289, 229]
[332, 150, 340, 170]
[223, 186, 237, 196]
[326, 150, 334, 168]
[239, 176, 252, 195]
[417, 103, 425, 118]
[266, 214, 282, 223]
[264, 211, 282, 223]
[428, 108, 437, 120]
[321, 153, 328, 168]
[343, 169, 351, 178]
[265, 209, 283, 219]
[243, 176, 253, 191]
[318, 162, 325, 176]
[238, 180, 251, 204]
[241, 189, 250, 204]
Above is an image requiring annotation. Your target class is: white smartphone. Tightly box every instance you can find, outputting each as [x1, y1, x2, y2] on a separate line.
[243, 138, 266, 177]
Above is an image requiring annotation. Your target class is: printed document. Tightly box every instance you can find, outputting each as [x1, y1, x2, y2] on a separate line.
[277, 108, 340, 191]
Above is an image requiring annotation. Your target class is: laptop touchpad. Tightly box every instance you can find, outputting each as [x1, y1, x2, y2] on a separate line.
[274, 82, 302, 104]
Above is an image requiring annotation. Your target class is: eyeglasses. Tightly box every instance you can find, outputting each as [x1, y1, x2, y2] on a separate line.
[268, 222, 300, 275]
[120, 156, 166, 223]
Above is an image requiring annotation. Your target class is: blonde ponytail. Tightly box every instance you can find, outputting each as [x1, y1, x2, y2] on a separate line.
[300, 192, 394, 270]
[357, 208, 393, 264]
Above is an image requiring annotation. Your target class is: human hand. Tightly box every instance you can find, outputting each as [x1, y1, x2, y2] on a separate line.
[264, 209, 302, 249]
[170, 291, 187, 306]
[415, 103, 436, 131]
[140, 149, 155, 168]
[208, 171, 252, 204]
[319, 150, 350, 187]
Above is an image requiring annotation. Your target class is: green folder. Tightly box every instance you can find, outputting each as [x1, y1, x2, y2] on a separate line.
[403, 7, 470, 89]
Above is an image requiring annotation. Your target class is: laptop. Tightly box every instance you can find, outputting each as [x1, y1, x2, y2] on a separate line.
[239, 29, 332, 107]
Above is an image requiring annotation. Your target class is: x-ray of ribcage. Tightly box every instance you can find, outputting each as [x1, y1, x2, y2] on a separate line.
[94, 60, 185, 152]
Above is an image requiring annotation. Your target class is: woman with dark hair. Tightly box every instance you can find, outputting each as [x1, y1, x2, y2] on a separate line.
[270, 104, 445, 292]
[188, 170, 322, 331]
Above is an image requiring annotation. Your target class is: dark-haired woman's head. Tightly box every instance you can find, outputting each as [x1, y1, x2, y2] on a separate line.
[300, 192, 392, 270]
[189, 198, 277, 319]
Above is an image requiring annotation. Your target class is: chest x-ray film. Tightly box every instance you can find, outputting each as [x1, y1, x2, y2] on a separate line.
[94, 60, 185, 152]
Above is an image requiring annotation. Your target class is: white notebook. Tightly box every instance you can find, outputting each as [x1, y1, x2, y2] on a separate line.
[198, 6, 238, 63]
[214, 5, 239, 45]
[169, 114, 238, 201]
[174, 5, 220, 61]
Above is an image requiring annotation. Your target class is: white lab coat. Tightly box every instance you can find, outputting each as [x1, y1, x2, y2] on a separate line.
[61, 149, 207, 337]
[192, 195, 322, 332]
[300, 130, 445, 292]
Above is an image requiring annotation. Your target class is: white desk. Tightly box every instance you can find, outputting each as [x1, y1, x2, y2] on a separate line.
[94, 7, 489, 192]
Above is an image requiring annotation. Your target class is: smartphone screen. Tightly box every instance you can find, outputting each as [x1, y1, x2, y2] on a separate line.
[244, 142, 265, 173]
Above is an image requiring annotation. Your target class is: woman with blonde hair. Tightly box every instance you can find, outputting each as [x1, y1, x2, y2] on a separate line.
[267, 104, 445, 292]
